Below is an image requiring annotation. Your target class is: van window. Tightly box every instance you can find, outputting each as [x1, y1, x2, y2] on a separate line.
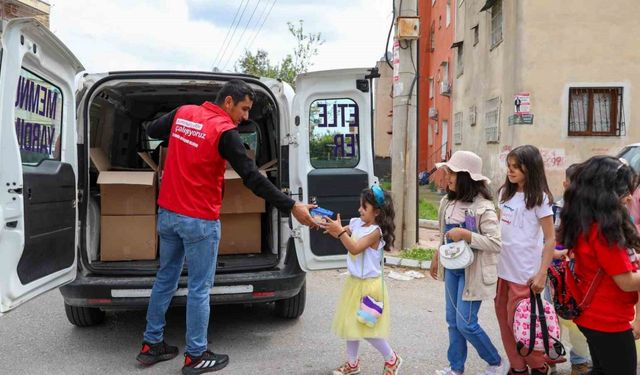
[309, 98, 360, 168]
[14, 68, 63, 165]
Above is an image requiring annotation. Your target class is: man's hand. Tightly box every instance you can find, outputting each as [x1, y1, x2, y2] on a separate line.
[291, 202, 318, 228]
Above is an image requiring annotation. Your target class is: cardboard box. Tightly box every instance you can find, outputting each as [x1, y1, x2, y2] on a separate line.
[220, 160, 278, 214]
[90, 148, 158, 215]
[221, 169, 266, 214]
[100, 215, 157, 261]
[218, 213, 261, 254]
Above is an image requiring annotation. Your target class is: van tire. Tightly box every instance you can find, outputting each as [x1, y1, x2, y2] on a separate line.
[275, 281, 306, 319]
[64, 303, 105, 327]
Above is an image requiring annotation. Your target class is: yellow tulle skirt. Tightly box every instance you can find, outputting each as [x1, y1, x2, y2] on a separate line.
[332, 275, 391, 339]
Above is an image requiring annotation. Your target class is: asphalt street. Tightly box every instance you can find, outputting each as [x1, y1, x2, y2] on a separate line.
[0, 269, 573, 375]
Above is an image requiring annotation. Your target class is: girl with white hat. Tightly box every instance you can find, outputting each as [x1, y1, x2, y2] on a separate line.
[430, 150, 507, 375]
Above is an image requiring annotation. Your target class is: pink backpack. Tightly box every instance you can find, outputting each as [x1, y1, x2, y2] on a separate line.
[513, 290, 565, 359]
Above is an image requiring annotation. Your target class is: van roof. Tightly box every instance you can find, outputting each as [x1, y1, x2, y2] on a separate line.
[105, 70, 260, 80]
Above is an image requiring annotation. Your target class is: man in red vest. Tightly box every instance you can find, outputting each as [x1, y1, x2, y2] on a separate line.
[135, 80, 316, 374]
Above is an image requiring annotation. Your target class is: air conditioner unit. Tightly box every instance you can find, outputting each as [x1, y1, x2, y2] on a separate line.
[440, 81, 451, 96]
[469, 105, 477, 126]
[429, 107, 438, 119]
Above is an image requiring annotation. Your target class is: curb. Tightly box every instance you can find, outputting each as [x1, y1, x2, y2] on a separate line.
[419, 219, 438, 230]
[385, 256, 431, 270]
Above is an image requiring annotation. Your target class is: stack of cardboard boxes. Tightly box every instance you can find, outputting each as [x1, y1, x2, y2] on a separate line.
[219, 169, 265, 255]
[91, 148, 159, 261]
[90, 147, 269, 261]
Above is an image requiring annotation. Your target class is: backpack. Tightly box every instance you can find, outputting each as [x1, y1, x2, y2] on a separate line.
[547, 253, 604, 320]
[513, 290, 566, 359]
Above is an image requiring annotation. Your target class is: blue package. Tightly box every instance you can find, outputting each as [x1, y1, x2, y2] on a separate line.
[310, 207, 335, 219]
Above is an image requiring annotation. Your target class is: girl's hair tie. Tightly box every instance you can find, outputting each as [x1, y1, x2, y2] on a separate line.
[371, 184, 385, 207]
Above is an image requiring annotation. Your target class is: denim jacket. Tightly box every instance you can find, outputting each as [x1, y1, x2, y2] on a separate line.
[436, 195, 501, 301]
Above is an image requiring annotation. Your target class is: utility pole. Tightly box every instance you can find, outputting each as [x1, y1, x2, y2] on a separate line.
[391, 0, 418, 250]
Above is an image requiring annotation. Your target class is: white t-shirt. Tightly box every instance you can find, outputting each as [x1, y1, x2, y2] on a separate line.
[346, 218, 385, 279]
[497, 191, 553, 285]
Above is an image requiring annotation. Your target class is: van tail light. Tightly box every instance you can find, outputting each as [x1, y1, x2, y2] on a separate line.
[252, 291, 275, 298]
[88, 298, 112, 304]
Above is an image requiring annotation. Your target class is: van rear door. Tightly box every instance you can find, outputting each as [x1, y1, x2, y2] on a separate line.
[0, 19, 83, 314]
[290, 68, 376, 271]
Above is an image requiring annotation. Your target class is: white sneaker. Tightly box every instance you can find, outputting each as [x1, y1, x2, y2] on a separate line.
[476, 360, 508, 375]
[435, 367, 462, 375]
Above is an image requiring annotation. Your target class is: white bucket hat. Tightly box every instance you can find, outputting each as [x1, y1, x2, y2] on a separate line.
[435, 150, 491, 183]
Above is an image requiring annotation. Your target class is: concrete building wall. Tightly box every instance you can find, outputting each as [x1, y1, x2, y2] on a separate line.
[453, 0, 514, 190]
[453, 0, 640, 198]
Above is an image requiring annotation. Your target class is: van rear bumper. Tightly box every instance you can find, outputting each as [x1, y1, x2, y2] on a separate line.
[60, 267, 306, 310]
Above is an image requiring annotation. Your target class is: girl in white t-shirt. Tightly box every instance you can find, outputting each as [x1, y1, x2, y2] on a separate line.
[495, 145, 556, 375]
[322, 186, 402, 375]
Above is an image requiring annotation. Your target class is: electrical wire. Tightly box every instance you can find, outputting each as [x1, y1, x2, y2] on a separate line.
[384, 0, 396, 69]
[245, 0, 277, 52]
[216, 0, 251, 71]
[211, 1, 246, 70]
[223, 0, 264, 71]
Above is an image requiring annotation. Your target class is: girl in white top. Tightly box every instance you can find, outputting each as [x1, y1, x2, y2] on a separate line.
[495, 145, 556, 375]
[322, 186, 402, 375]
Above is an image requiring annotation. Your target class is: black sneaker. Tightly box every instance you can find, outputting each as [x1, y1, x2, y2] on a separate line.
[182, 350, 229, 374]
[136, 340, 179, 366]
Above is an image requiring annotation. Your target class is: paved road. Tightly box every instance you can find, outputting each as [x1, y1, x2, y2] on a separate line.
[0, 269, 572, 375]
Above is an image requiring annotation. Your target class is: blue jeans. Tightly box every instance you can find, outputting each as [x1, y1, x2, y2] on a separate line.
[143, 208, 221, 356]
[445, 268, 501, 373]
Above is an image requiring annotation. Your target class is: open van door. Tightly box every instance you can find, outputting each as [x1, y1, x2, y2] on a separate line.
[290, 68, 376, 271]
[0, 19, 83, 314]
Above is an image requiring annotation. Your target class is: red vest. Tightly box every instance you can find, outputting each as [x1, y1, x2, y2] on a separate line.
[158, 102, 235, 220]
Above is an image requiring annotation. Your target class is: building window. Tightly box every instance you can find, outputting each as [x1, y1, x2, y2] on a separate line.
[446, 0, 451, 27]
[456, 44, 464, 76]
[485, 97, 500, 143]
[441, 61, 449, 83]
[430, 22, 436, 52]
[568, 87, 625, 136]
[490, 0, 503, 49]
[439, 15, 442, 29]
[472, 25, 479, 46]
[453, 112, 463, 145]
[429, 78, 434, 99]
[441, 120, 449, 160]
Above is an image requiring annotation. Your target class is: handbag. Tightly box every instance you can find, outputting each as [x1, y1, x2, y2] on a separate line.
[438, 240, 474, 269]
[513, 289, 566, 359]
[356, 246, 385, 328]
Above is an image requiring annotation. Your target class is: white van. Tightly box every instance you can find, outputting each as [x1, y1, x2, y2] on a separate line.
[0, 19, 379, 325]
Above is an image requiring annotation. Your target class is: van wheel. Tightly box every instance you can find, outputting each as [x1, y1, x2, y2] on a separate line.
[64, 303, 105, 327]
[275, 281, 306, 319]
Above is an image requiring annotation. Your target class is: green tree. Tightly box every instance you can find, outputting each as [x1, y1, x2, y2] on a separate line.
[235, 20, 324, 88]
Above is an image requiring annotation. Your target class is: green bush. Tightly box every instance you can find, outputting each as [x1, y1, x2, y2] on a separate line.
[419, 199, 438, 220]
[400, 247, 436, 261]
